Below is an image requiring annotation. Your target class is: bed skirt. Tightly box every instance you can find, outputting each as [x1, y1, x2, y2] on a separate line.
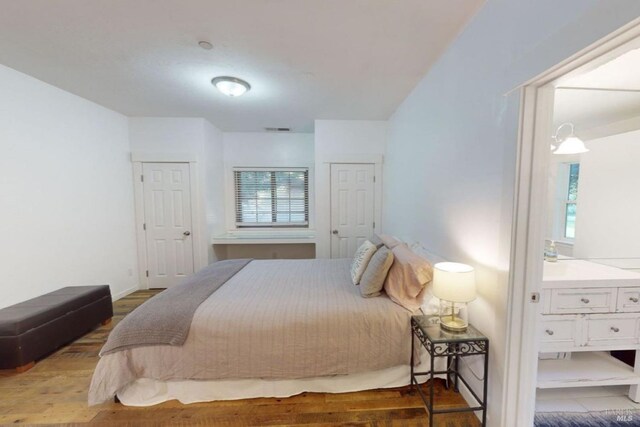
[117, 350, 441, 406]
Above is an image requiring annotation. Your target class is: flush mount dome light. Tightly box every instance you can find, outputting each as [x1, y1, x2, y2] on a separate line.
[211, 76, 251, 97]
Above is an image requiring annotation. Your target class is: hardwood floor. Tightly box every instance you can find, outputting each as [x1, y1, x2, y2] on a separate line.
[0, 290, 480, 426]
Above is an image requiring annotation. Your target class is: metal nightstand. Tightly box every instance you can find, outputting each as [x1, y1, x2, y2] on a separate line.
[410, 315, 489, 426]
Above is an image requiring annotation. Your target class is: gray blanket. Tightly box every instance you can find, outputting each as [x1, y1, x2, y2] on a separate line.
[100, 258, 251, 355]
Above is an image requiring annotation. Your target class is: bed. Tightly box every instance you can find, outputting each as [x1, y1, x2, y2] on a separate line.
[89, 255, 438, 406]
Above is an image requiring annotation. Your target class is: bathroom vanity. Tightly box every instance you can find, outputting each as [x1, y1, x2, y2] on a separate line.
[538, 259, 640, 402]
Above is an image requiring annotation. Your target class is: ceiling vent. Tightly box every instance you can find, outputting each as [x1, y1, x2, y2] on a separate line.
[265, 127, 291, 132]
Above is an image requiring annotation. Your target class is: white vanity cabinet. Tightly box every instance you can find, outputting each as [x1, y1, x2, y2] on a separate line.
[538, 260, 640, 402]
[618, 287, 640, 313]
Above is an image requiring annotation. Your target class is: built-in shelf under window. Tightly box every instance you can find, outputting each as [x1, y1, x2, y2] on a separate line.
[212, 231, 316, 245]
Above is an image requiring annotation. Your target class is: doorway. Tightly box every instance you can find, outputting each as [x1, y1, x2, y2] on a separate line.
[506, 19, 640, 426]
[142, 162, 195, 288]
[329, 163, 375, 258]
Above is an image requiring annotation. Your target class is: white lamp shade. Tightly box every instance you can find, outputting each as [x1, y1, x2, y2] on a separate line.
[553, 136, 589, 155]
[432, 262, 476, 303]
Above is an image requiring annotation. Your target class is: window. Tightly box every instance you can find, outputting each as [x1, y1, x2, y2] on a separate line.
[234, 168, 309, 227]
[563, 163, 580, 239]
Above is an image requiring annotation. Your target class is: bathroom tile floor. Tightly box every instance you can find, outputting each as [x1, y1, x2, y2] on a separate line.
[536, 385, 640, 413]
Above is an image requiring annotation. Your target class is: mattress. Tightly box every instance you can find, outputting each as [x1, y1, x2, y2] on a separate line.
[89, 258, 419, 405]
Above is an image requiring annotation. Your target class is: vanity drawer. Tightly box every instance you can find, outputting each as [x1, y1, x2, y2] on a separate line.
[584, 315, 639, 347]
[616, 287, 640, 312]
[549, 288, 616, 314]
[540, 316, 578, 348]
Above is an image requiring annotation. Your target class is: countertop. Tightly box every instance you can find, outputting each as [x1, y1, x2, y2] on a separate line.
[542, 259, 640, 289]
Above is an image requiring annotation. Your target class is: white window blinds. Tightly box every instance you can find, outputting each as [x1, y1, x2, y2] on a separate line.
[234, 168, 309, 227]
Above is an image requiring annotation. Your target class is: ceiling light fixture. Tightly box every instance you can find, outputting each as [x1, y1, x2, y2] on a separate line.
[198, 41, 213, 50]
[211, 76, 251, 97]
[552, 122, 589, 155]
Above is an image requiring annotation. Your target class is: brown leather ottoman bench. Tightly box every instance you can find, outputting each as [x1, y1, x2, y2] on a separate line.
[0, 285, 113, 372]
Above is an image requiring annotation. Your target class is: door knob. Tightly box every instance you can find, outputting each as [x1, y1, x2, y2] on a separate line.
[332, 230, 339, 235]
[183, 231, 191, 236]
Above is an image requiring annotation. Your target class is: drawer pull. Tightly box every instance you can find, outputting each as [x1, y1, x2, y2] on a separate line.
[545, 329, 554, 336]
[580, 298, 590, 304]
[611, 326, 620, 333]
[630, 297, 639, 303]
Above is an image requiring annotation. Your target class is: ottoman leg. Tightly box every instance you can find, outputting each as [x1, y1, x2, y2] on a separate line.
[101, 318, 112, 326]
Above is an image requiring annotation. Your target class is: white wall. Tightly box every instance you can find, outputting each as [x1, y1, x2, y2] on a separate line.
[0, 64, 138, 308]
[382, 1, 640, 425]
[574, 129, 640, 261]
[204, 121, 225, 262]
[314, 120, 388, 160]
[128, 117, 224, 268]
[129, 117, 207, 155]
[314, 120, 387, 258]
[223, 132, 314, 166]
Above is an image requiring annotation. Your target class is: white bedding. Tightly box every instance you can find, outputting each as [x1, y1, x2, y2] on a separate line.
[90, 258, 427, 405]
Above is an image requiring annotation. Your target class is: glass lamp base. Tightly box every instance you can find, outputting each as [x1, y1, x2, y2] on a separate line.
[439, 315, 468, 332]
[438, 300, 469, 332]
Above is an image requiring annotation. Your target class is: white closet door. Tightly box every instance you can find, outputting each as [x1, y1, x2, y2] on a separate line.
[143, 163, 194, 288]
[330, 163, 375, 258]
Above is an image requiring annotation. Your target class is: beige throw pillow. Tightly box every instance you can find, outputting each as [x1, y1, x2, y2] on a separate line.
[383, 244, 434, 311]
[350, 240, 377, 285]
[360, 247, 394, 297]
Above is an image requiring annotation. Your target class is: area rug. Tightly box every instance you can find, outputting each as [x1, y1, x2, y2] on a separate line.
[535, 409, 640, 427]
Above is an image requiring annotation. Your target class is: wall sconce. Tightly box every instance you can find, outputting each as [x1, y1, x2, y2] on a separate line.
[552, 123, 589, 155]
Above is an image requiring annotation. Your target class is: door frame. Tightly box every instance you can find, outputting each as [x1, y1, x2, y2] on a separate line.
[323, 154, 383, 259]
[329, 162, 376, 259]
[503, 17, 640, 426]
[131, 152, 205, 289]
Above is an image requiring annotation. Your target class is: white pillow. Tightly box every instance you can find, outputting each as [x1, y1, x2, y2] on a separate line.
[350, 240, 377, 285]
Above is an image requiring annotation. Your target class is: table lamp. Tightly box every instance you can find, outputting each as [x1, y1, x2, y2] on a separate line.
[432, 262, 476, 332]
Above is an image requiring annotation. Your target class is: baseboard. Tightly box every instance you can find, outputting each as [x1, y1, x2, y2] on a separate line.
[112, 285, 139, 302]
[458, 378, 483, 422]
[457, 359, 486, 423]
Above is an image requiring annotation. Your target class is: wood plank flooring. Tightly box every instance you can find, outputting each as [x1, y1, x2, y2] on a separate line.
[0, 290, 480, 426]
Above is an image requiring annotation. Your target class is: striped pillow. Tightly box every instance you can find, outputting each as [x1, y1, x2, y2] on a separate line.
[350, 240, 377, 285]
